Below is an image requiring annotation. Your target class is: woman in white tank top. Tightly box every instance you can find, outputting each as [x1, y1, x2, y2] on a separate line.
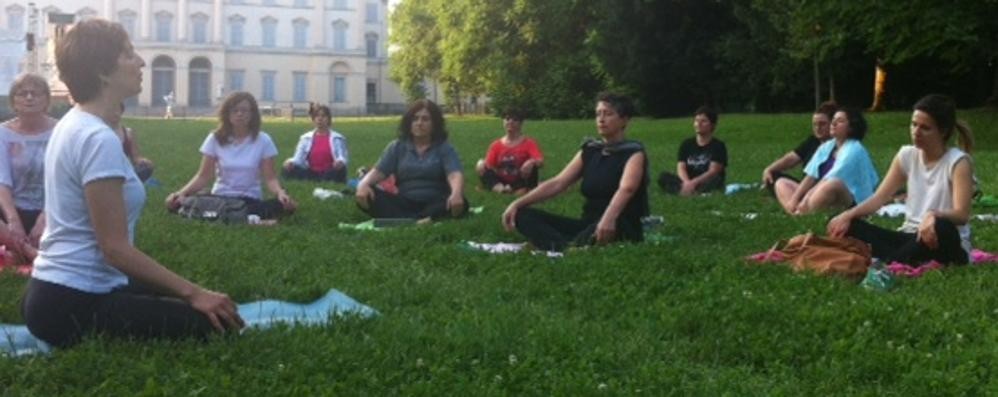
[827, 94, 975, 265]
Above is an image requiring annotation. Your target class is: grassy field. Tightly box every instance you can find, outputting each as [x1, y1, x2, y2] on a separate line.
[1, 109, 998, 395]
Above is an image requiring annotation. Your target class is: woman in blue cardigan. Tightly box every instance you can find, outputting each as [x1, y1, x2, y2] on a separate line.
[775, 107, 880, 215]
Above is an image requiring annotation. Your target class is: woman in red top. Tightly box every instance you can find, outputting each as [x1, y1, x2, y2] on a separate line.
[282, 103, 349, 182]
[475, 108, 544, 194]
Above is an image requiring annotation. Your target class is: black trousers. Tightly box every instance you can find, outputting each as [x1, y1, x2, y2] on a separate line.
[236, 197, 288, 220]
[846, 218, 968, 265]
[282, 165, 347, 183]
[657, 172, 724, 195]
[22, 278, 216, 348]
[360, 189, 468, 220]
[514, 207, 643, 252]
[479, 168, 539, 191]
[0, 208, 41, 233]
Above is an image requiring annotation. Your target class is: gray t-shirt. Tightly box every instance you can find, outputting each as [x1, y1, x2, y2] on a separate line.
[0, 124, 53, 210]
[375, 139, 462, 202]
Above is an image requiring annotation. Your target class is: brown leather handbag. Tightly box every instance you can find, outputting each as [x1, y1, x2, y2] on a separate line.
[768, 233, 872, 278]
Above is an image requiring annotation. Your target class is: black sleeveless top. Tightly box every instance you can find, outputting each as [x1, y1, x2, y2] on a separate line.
[579, 139, 649, 224]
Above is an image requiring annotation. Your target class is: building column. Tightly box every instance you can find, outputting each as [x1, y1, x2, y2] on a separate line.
[177, 0, 188, 42]
[103, 0, 115, 19]
[140, 0, 151, 40]
[314, 0, 326, 48]
[213, 0, 223, 44]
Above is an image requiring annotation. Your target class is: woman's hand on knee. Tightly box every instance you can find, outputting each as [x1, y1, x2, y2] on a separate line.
[594, 218, 616, 245]
[826, 213, 851, 238]
[917, 212, 939, 249]
[501, 204, 519, 232]
[189, 288, 245, 332]
[355, 184, 374, 209]
[165, 192, 185, 211]
[446, 194, 465, 217]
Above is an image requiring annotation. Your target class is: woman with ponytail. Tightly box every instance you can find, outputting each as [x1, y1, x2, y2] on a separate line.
[282, 103, 349, 182]
[827, 94, 975, 265]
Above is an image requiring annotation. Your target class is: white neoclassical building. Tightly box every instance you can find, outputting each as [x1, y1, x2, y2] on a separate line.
[0, 0, 406, 115]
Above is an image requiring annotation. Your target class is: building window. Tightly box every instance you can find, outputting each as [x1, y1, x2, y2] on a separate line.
[228, 70, 245, 91]
[118, 10, 137, 38]
[191, 14, 209, 43]
[333, 0, 348, 9]
[293, 19, 308, 49]
[262, 0, 277, 5]
[294, 0, 308, 7]
[189, 58, 212, 107]
[261, 17, 277, 48]
[293, 72, 307, 102]
[365, 33, 378, 58]
[229, 16, 244, 46]
[332, 75, 346, 103]
[366, 81, 376, 104]
[151, 56, 176, 106]
[365, 2, 377, 23]
[332, 20, 347, 51]
[261, 71, 276, 101]
[6, 6, 24, 34]
[155, 12, 173, 42]
[77, 8, 98, 21]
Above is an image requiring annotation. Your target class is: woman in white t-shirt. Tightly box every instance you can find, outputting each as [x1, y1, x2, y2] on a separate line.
[0, 73, 58, 248]
[22, 19, 243, 348]
[828, 94, 975, 265]
[165, 92, 297, 220]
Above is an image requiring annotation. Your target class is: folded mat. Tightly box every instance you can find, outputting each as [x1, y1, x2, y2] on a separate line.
[1, 288, 377, 358]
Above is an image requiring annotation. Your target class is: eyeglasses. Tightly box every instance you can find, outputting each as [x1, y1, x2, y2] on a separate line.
[14, 90, 44, 98]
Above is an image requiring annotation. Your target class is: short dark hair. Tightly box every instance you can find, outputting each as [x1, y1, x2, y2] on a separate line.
[214, 91, 262, 145]
[502, 107, 526, 122]
[694, 106, 718, 125]
[596, 92, 635, 118]
[815, 101, 838, 120]
[398, 99, 447, 143]
[55, 18, 131, 104]
[309, 102, 332, 120]
[839, 107, 867, 141]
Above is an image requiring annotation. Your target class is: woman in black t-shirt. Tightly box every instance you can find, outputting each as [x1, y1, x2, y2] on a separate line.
[501, 93, 648, 252]
[761, 101, 837, 191]
[658, 106, 727, 196]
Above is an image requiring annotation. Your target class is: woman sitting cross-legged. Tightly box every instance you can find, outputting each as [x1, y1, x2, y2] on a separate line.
[282, 102, 349, 182]
[827, 95, 975, 265]
[475, 107, 544, 194]
[23, 19, 243, 349]
[776, 107, 880, 215]
[355, 99, 467, 221]
[0, 73, 58, 249]
[165, 92, 297, 221]
[502, 92, 648, 252]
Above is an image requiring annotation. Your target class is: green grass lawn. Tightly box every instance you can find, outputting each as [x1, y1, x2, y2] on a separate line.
[2, 109, 998, 395]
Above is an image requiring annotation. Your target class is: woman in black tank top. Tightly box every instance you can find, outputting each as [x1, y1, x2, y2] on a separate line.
[501, 93, 649, 252]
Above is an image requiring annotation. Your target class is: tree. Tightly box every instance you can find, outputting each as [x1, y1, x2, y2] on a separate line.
[388, 0, 443, 101]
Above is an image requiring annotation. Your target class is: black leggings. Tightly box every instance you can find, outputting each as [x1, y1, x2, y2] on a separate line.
[21, 278, 215, 348]
[282, 165, 347, 183]
[514, 207, 643, 252]
[0, 208, 41, 233]
[657, 172, 724, 195]
[480, 168, 539, 191]
[238, 197, 288, 220]
[846, 218, 968, 265]
[359, 189, 468, 220]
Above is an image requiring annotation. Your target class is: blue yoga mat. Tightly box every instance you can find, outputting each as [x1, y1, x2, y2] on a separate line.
[1, 288, 377, 358]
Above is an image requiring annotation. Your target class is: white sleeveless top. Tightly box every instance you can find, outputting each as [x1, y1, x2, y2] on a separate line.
[897, 145, 972, 257]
